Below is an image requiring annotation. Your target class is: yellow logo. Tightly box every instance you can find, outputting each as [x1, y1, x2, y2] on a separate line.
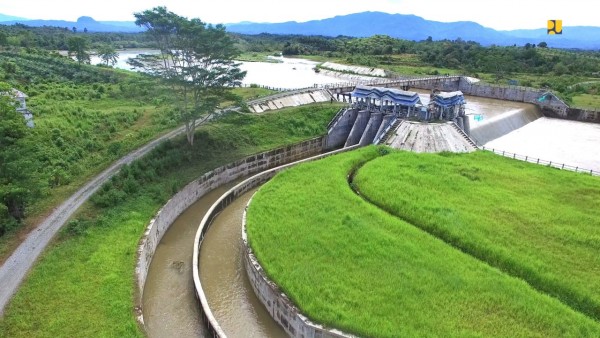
[548, 20, 562, 34]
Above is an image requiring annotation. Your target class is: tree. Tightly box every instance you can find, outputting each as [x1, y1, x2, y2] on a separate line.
[0, 84, 39, 235]
[130, 7, 246, 146]
[67, 36, 90, 64]
[538, 41, 548, 48]
[97, 44, 119, 66]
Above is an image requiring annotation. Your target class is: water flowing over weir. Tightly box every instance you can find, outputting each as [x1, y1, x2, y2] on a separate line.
[469, 105, 543, 145]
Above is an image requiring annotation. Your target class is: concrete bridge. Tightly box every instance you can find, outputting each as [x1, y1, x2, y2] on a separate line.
[319, 75, 463, 97]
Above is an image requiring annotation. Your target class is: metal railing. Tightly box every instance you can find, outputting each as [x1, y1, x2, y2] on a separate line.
[481, 146, 600, 176]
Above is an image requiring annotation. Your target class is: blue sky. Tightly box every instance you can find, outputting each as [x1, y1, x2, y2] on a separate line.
[0, 0, 597, 30]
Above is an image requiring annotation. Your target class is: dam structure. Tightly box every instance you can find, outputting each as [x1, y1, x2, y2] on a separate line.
[325, 84, 476, 153]
[141, 70, 600, 338]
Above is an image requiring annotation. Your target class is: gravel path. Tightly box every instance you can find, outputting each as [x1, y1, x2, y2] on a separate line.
[0, 124, 185, 315]
[0, 90, 311, 316]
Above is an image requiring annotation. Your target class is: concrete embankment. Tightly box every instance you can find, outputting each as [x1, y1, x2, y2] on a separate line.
[136, 137, 326, 335]
[320, 62, 386, 77]
[191, 144, 358, 337]
[386, 121, 477, 153]
[247, 89, 334, 113]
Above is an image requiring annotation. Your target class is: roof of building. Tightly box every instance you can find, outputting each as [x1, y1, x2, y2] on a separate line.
[432, 91, 465, 107]
[351, 85, 421, 106]
[11, 89, 28, 99]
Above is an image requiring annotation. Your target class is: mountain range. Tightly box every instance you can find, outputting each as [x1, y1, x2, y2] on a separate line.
[1, 11, 599, 49]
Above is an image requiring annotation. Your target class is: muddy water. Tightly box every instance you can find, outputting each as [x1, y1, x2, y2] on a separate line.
[413, 89, 542, 144]
[143, 181, 286, 338]
[200, 189, 287, 338]
[142, 182, 237, 338]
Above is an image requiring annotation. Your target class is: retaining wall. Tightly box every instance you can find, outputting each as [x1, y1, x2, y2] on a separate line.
[249, 89, 333, 113]
[192, 145, 359, 337]
[135, 137, 325, 329]
[324, 108, 358, 150]
[242, 208, 354, 338]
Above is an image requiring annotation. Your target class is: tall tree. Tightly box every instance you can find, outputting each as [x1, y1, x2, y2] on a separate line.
[67, 36, 90, 64]
[0, 84, 39, 235]
[130, 6, 246, 146]
[97, 44, 119, 66]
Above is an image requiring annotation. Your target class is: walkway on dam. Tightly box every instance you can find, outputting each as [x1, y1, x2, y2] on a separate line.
[386, 121, 477, 153]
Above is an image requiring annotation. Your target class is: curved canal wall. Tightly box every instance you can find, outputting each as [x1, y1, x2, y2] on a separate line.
[242, 205, 355, 338]
[192, 145, 359, 337]
[135, 137, 325, 328]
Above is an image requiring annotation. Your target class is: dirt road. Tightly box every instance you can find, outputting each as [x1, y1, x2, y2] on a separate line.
[0, 125, 187, 315]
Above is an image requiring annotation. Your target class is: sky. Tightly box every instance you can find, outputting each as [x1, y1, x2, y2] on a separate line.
[0, 0, 598, 30]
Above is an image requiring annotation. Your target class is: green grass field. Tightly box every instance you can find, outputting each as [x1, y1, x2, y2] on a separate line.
[0, 103, 342, 337]
[354, 150, 600, 321]
[246, 147, 600, 337]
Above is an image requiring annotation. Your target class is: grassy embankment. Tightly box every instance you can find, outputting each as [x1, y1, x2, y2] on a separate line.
[354, 150, 600, 321]
[0, 103, 343, 337]
[0, 50, 276, 261]
[246, 147, 600, 337]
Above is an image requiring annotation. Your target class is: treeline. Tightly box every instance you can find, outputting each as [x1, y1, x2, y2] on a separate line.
[234, 33, 600, 77]
[0, 24, 153, 49]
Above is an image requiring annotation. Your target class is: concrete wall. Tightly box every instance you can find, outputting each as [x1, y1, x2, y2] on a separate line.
[359, 113, 383, 146]
[324, 108, 358, 150]
[457, 79, 570, 118]
[192, 145, 359, 337]
[344, 110, 371, 147]
[135, 137, 326, 329]
[249, 89, 333, 113]
[549, 107, 600, 123]
[242, 216, 355, 338]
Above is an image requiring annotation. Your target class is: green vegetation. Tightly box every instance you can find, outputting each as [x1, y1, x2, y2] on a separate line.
[0, 48, 274, 257]
[354, 150, 600, 321]
[0, 24, 153, 49]
[233, 34, 600, 107]
[0, 103, 342, 337]
[246, 147, 600, 337]
[132, 6, 246, 146]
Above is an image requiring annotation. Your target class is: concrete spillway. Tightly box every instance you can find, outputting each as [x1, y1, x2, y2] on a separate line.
[386, 121, 477, 153]
[469, 105, 543, 145]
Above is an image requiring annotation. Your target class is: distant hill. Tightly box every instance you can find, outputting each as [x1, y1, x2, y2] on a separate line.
[1, 11, 599, 49]
[226, 11, 600, 50]
[0, 13, 28, 22]
[0, 15, 143, 33]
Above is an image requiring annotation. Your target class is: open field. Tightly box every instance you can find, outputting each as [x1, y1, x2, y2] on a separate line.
[246, 147, 600, 337]
[0, 103, 342, 337]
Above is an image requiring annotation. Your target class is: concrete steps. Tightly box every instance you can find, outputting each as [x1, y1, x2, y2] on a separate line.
[378, 119, 402, 145]
[451, 122, 479, 149]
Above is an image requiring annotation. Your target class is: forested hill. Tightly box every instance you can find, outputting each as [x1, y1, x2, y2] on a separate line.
[226, 11, 600, 50]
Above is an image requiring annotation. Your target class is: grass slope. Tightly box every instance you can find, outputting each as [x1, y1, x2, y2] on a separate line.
[246, 147, 600, 337]
[0, 103, 342, 337]
[354, 150, 600, 321]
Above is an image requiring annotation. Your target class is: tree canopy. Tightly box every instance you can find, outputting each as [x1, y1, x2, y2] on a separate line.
[131, 6, 246, 145]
